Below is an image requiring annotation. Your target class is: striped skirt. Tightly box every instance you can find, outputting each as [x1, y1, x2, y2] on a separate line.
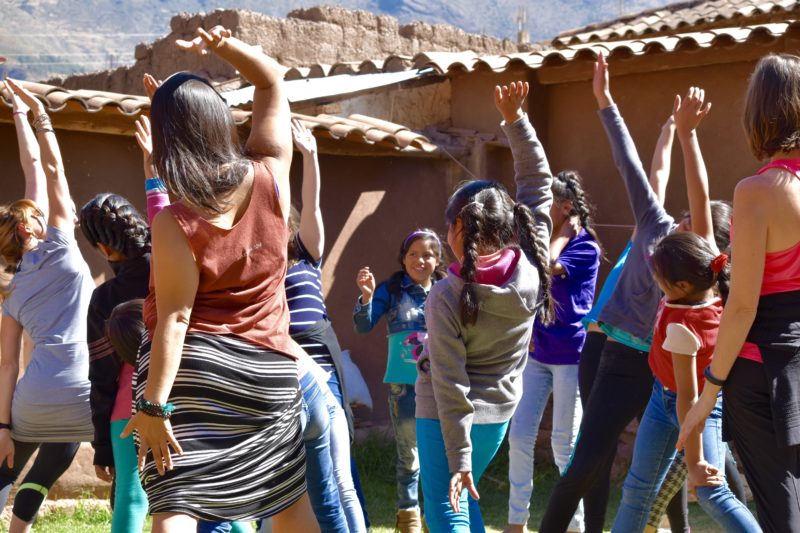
[133, 332, 306, 521]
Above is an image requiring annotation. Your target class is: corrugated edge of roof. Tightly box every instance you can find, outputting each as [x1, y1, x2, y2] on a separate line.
[554, 0, 799, 44]
[276, 22, 797, 79]
[0, 81, 437, 154]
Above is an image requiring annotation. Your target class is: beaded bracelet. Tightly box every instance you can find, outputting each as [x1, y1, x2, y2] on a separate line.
[136, 398, 176, 419]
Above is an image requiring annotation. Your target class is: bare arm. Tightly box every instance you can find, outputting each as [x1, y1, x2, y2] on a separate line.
[6, 79, 73, 231]
[674, 88, 716, 251]
[649, 116, 676, 207]
[678, 180, 766, 446]
[0, 315, 22, 468]
[292, 119, 324, 262]
[177, 27, 292, 220]
[7, 82, 48, 217]
[120, 209, 195, 474]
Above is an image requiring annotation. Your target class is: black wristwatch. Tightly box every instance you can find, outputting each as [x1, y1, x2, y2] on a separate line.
[0, 422, 11, 431]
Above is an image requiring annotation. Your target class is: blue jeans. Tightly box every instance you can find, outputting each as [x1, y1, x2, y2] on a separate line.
[300, 371, 348, 532]
[389, 383, 419, 510]
[612, 381, 761, 533]
[417, 418, 508, 533]
[508, 359, 583, 529]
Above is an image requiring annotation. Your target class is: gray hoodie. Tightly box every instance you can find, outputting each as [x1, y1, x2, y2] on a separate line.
[414, 114, 553, 474]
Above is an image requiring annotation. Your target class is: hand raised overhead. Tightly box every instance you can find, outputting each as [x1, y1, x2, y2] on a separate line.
[5, 78, 45, 116]
[673, 86, 712, 136]
[176, 26, 232, 56]
[493, 81, 529, 124]
[143, 73, 161, 101]
[593, 52, 614, 109]
[291, 118, 317, 155]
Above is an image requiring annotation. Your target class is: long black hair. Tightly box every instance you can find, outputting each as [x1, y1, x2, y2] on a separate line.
[386, 228, 447, 299]
[150, 72, 249, 214]
[651, 232, 730, 300]
[552, 170, 603, 253]
[79, 193, 150, 259]
[445, 180, 553, 326]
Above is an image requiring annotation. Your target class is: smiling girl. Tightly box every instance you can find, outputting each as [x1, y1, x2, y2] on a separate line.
[354, 229, 446, 531]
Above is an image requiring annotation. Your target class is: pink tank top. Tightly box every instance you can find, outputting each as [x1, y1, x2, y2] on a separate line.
[740, 159, 800, 362]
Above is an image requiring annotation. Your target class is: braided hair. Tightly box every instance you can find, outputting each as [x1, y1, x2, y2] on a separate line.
[445, 180, 553, 326]
[552, 170, 603, 253]
[79, 194, 150, 260]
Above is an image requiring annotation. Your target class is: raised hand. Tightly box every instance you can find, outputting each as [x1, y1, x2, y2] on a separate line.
[291, 118, 317, 156]
[5, 78, 45, 117]
[135, 115, 153, 161]
[493, 81, 529, 125]
[176, 26, 232, 56]
[6, 80, 30, 115]
[143, 73, 161, 101]
[673, 87, 712, 136]
[449, 471, 479, 513]
[593, 52, 614, 109]
[356, 267, 376, 304]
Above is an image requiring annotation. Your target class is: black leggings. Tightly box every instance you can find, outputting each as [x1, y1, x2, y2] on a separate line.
[0, 440, 80, 522]
[724, 357, 800, 532]
[542, 338, 654, 533]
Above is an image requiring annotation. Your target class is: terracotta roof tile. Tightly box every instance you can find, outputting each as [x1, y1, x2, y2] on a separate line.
[555, 0, 800, 44]
[0, 81, 436, 154]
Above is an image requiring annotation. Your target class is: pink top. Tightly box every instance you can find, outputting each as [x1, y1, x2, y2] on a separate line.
[111, 362, 134, 422]
[739, 159, 800, 362]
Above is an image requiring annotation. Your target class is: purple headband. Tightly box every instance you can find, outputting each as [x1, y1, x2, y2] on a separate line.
[402, 229, 441, 250]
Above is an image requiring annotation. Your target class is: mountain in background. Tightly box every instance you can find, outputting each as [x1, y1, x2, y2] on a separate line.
[1, 0, 671, 81]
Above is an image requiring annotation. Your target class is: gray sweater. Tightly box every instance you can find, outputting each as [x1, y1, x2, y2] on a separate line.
[415, 114, 553, 473]
[596, 105, 676, 343]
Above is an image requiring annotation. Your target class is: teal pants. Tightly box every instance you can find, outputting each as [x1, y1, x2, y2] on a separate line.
[417, 418, 509, 533]
[110, 419, 148, 533]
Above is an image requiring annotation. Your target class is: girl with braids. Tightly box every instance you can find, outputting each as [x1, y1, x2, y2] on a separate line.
[354, 228, 446, 533]
[79, 193, 152, 533]
[506, 169, 601, 533]
[0, 79, 94, 532]
[415, 81, 553, 531]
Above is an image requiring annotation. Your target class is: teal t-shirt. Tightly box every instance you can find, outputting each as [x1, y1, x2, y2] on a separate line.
[384, 331, 425, 385]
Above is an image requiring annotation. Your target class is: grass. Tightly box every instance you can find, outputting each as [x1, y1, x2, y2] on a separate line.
[1, 432, 736, 532]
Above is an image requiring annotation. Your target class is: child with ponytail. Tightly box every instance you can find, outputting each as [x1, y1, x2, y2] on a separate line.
[611, 89, 760, 532]
[506, 169, 601, 533]
[415, 81, 553, 531]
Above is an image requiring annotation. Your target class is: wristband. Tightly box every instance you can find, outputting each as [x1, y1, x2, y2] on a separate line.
[136, 398, 176, 419]
[12, 111, 25, 117]
[145, 177, 167, 192]
[0, 422, 11, 431]
[703, 366, 726, 387]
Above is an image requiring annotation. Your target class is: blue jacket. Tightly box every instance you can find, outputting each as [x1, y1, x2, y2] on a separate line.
[353, 274, 429, 335]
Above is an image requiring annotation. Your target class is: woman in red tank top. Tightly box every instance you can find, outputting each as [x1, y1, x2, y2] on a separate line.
[680, 54, 800, 532]
[121, 27, 317, 533]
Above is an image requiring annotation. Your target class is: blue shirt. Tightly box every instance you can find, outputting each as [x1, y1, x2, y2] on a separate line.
[532, 229, 600, 365]
[353, 273, 431, 384]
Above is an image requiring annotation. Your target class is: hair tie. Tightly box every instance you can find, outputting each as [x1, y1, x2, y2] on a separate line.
[710, 253, 728, 274]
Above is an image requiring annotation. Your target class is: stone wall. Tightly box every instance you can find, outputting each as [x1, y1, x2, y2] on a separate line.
[52, 5, 519, 95]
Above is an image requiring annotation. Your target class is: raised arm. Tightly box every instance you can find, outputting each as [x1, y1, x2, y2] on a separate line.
[673, 88, 716, 252]
[6, 78, 73, 231]
[494, 81, 554, 247]
[7, 81, 48, 218]
[593, 53, 670, 231]
[292, 118, 324, 261]
[134, 114, 169, 222]
[177, 27, 292, 220]
[649, 115, 676, 207]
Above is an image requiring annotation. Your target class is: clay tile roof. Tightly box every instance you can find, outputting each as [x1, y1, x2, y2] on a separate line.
[554, 0, 800, 45]
[0, 80, 436, 154]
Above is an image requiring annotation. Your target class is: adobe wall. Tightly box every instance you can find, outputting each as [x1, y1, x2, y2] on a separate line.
[53, 6, 518, 95]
